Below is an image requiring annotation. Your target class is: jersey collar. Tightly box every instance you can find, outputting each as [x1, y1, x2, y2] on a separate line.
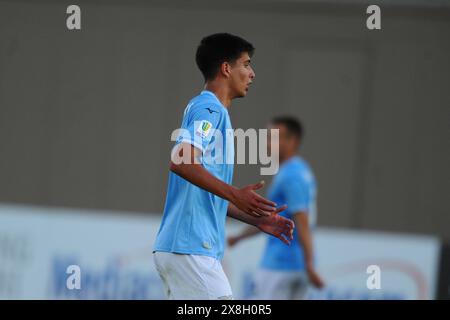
[200, 90, 227, 112]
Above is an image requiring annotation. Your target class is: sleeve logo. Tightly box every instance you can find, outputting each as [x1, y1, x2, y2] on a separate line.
[195, 120, 213, 138]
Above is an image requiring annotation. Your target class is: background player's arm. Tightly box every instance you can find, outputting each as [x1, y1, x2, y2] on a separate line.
[227, 203, 294, 246]
[170, 143, 277, 217]
[227, 225, 260, 247]
[292, 212, 325, 289]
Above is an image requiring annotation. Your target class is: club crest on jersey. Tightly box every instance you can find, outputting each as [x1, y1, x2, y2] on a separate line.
[195, 120, 213, 138]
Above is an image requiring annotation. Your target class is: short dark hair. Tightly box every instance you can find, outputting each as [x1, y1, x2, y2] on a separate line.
[271, 116, 304, 140]
[196, 33, 255, 81]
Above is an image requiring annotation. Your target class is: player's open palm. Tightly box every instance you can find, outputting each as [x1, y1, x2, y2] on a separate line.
[231, 181, 278, 217]
[256, 205, 294, 245]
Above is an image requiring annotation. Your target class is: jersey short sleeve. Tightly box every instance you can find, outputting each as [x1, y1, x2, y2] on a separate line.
[177, 103, 222, 152]
[282, 174, 310, 217]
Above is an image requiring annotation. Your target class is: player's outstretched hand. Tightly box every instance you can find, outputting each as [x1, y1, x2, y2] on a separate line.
[256, 205, 295, 245]
[230, 181, 277, 217]
[307, 267, 325, 289]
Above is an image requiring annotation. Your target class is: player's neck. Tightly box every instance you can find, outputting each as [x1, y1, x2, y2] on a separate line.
[203, 82, 232, 108]
[280, 152, 297, 164]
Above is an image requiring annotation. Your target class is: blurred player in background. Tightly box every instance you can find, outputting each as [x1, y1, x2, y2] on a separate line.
[228, 116, 324, 299]
[153, 33, 295, 300]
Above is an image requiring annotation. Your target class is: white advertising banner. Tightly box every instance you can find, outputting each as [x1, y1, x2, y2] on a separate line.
[0, 204, 440, 299]
[225, 226, 440, 300]
[0, 204, 164, 299]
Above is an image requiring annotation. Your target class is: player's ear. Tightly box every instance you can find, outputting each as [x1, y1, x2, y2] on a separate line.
[220, 61, 232, 78]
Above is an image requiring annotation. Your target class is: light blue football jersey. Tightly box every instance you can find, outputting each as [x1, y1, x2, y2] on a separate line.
[260, 156, 317, 271]
[154, 90, 234, 260]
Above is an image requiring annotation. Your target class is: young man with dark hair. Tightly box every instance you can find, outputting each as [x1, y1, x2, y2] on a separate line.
[153, 33, 295, 300]
[228, 116, 325, 300]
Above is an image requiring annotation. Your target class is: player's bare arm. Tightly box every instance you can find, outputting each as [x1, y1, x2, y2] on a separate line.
[170, 143, 277, 217]
[227, 223, 260, 247]
[293, 212, 325, 289]
[227, 203, 294, 245]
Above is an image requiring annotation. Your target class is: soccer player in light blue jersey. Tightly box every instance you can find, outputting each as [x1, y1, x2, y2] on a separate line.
[228, 116, 325, 299]
[153, 34, 295, 300]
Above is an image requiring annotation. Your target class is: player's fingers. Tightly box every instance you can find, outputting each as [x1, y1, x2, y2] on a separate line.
[273, 205, 288, 214]
[253, 194, 277, 207]
[255, 202, 277, 212]
[247, 208, 262, 217]
[279, 222, 291, 234]
[287, 219, 295, 229]
[253, 207, 271, 217]
[283, 225, 294, 240]
[250, 211, 261, 217]
[314, 277, 325, 289]
[275, 215, 293, 229]
[278, 235, 290, 245]
[281, 221, 292, 231]
[250, 180, 265, 191]
[278, 219, 294, 239]
[280, 217, 294, 229]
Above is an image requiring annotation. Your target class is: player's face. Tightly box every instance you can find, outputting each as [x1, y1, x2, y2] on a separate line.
[268, 124, 297, 159]
[267, 124, 281, 156]
[229, 52, 255, 98]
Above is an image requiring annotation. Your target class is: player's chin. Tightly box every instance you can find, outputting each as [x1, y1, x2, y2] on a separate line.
[237, 88, 249, 98]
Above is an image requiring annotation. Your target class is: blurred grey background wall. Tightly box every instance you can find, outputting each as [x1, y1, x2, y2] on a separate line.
[0, 1, 449, 236]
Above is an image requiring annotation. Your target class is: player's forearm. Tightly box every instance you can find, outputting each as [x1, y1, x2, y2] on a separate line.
[170, 161, 237, 203]
[297, 223, 314, 269]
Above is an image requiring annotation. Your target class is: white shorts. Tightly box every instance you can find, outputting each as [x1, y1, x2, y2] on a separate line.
[251, 269, 309, 300]
[153, 251, 233, 300]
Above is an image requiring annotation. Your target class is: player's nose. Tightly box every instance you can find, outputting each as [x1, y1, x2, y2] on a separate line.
[249, 66, 255, 80]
